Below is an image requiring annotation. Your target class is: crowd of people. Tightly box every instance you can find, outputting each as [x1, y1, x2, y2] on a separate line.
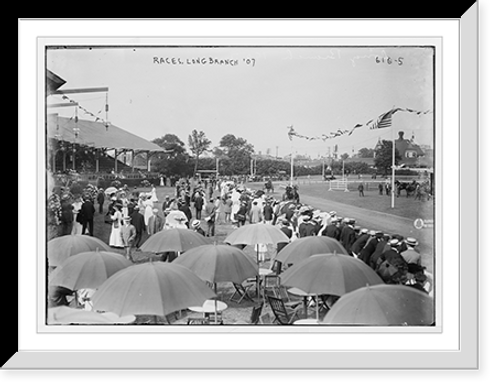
[51, 176, 431, 294]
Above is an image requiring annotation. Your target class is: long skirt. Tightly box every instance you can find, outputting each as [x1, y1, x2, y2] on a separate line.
[109, 224, 124, 247]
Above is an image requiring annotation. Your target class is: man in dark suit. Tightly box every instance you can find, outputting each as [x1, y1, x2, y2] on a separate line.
[340, 218, 357, 255]
[376, 238, 408, 284]
[358, 231, 380, 267]
[321, 217, 341, 240]
[179, 199, 192, 226]
[351, 228, 370, 257]
[80, 196, 95, 236]
[130, 205, 147, 249]
[276, 219, 293, 253]
[97, 188, 105, 214]
[298, 214, 319, 237]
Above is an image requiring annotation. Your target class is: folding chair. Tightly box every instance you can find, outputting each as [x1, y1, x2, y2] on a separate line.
[229, 281, 255, 304]
[234, 301, 265, 325]
[263, 275, 281, 299]
[259, 313, 273, 325]
[249, 301, 264, 324]
[266, 295, 301, 325]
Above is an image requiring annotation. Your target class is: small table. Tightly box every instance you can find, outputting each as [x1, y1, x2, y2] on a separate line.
[188, 300, 228, 324]
[287, 287, 314, 319]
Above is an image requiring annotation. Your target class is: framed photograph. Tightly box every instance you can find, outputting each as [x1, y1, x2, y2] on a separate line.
[11, 11, 478, 370]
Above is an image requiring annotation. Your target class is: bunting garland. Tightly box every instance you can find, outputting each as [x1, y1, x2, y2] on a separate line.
[61, 95, 109, 129]
[287, 107, 432, 141]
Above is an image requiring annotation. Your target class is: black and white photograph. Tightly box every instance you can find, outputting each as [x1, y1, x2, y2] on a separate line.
[12, 10, 489, 381]
[44, 44, 436, 327]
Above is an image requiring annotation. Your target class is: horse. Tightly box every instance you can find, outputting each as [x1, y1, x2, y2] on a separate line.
[264, 179, 274, 194]
[283, 185, 300, 203]
[395, 180, 418, 198]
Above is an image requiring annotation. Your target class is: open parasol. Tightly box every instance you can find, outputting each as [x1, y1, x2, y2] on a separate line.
[224, 222, 290, 247]
[275, 236, 348, 267]
[139, 227, 211, 254]
[104, 186, 118, 195]
[48, 234, 112, 267]
[321, 284, 434, 326]
[92, 261, 216, 317]
[280, 253, 384, 319]
[49, 250, 133, 291]
[173, 244, 259, 323]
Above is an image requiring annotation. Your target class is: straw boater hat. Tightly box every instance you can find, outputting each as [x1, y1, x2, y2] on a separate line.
[389, 238, 400, 247]
[123, 216, 131, 222]
[405, 237, 418, 246]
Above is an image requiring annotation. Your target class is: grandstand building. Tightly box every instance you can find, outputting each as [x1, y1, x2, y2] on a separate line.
[46, 69, 166, 180]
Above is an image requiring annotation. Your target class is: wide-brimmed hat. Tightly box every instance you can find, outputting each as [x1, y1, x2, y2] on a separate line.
[192, 220, 201, 228]
[123, 216, 131, 221]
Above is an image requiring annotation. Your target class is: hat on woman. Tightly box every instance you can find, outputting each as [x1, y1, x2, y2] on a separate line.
[192, 220, 201, 228]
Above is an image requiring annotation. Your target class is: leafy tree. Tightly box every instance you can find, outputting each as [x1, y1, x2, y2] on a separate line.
[215, 134, 254, 175]
[188, 129, 212, 176]
[255, 159, 290, 177]
[340, 153, 350, 160]
[374, 140, 401, 175]
[151, 133, 193, 178]
[358, 147, 375, 158]
[151, 134, 187, 158]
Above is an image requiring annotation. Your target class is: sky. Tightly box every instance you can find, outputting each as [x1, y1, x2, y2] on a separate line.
[46, 45, 434, 158]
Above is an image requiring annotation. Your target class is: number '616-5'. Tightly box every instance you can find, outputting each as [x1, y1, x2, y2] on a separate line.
[376, 56, 404, 65]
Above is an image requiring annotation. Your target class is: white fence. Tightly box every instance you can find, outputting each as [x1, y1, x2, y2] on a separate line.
[328, 179, 349, 191]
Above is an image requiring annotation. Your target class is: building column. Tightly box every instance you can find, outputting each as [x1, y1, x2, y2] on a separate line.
[62, 150, 67, 171]
[95, 149, 100, 173]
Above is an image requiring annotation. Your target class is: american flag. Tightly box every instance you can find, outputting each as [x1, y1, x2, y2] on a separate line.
[368, 109, 395, 130]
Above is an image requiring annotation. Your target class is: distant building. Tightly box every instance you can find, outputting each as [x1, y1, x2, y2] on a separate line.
[374, 131, 430, 168]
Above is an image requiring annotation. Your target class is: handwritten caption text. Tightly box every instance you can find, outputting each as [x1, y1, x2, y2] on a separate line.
[153, 57, 256, 67]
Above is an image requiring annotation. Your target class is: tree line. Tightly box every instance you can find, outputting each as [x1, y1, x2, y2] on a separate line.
[150, 130, 402, 179]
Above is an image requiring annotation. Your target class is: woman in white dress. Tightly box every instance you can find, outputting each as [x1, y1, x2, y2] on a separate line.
[143, 196, 154, 228]
[109, 204, 124, 248]
[150, 186, 158, 203]
[71, 196, 83, 235]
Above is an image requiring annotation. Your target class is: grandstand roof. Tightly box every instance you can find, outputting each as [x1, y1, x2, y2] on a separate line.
[47, 114, 164, 152]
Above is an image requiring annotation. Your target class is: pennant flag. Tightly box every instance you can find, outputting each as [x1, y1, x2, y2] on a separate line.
[286, 107, 431, 141]
[348, 123, 364, 136]
[368, 109, 395, 130]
